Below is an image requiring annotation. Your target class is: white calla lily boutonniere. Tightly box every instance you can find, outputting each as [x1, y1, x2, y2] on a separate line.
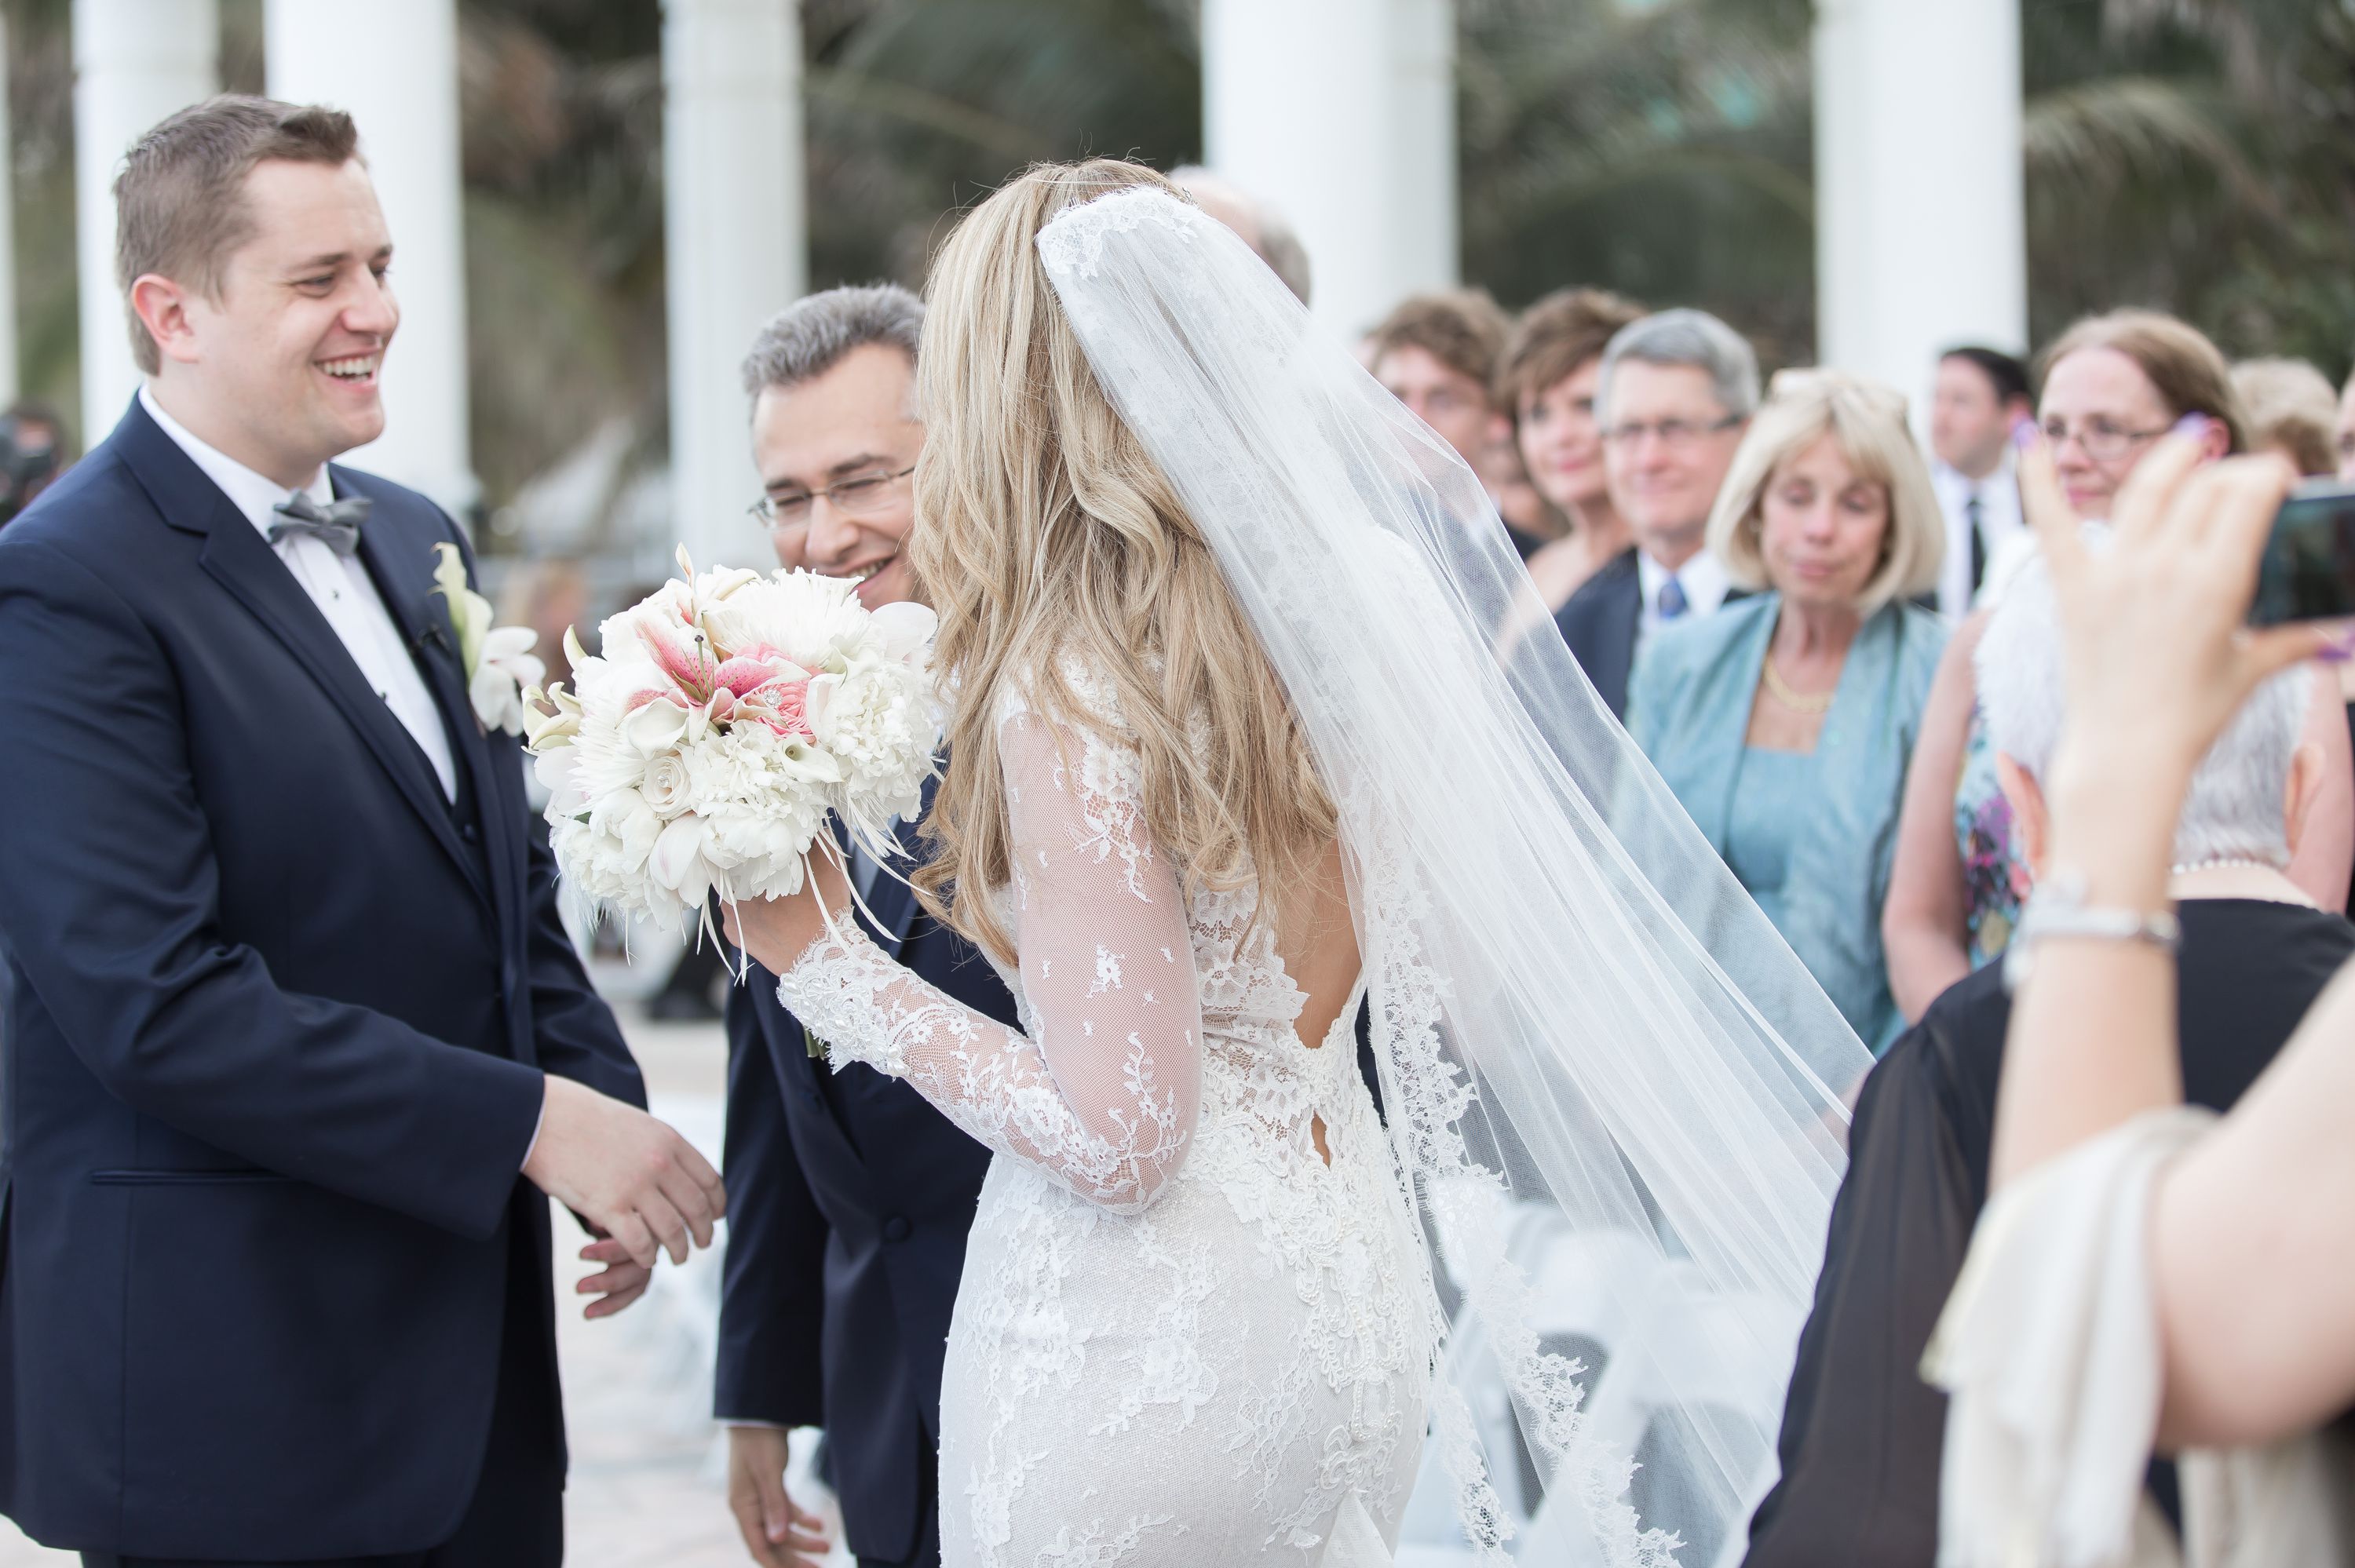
[430, 542, 546, 736]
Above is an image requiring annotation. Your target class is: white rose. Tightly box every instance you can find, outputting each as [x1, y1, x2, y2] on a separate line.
[641, 752, 692, 818]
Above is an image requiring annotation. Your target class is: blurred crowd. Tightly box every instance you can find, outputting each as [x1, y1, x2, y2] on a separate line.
[1349, 261, 2355, 1563]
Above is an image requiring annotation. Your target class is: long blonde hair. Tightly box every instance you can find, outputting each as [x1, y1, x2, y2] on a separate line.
[909, 159, 1336, 964]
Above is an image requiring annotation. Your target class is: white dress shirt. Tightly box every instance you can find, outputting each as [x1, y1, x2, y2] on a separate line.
[1634, 547, 1733, 650]
[141, 385, 457, 800]
[1930, 457, 2025, 621]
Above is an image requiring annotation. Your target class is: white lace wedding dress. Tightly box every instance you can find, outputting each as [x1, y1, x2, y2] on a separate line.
[776, 666, 1437, 1566]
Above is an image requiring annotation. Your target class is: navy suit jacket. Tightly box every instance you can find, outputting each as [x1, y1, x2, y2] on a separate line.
[1553, 546, 1642, 719]
[0, 399, 642, 1559]
[717, 798, 1013, 1563]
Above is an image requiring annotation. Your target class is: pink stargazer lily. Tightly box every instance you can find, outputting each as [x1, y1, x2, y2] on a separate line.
[633, 603, 717, 703]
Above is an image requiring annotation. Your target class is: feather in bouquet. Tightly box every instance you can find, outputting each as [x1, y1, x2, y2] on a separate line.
[523, 549, 938, 934]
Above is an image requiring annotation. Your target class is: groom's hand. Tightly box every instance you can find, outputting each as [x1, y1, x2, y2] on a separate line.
[522, 1076, 725, 1267]
[727, 1425, 832, 1566]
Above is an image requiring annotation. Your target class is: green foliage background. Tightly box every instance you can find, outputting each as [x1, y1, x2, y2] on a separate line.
[9, 0, 2353, 520]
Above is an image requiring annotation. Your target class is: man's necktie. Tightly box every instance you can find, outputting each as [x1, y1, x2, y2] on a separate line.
[1966, 492, 1986, 592]
[1657, 575, 1689, 621]
[268, 491, 371, 557]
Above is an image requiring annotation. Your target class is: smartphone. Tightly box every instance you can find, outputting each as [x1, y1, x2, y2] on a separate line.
[2248, 480, 2355, 625]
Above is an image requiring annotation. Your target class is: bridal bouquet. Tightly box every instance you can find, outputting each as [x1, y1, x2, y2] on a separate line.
[524, 550, 939, 933]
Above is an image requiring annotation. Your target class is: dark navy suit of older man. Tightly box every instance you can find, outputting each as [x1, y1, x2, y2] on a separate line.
[718, 790, 1015, 1568]
[0, 398, 643, 1566]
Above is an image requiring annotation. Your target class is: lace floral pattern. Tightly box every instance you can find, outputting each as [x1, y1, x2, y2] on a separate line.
[778, 661, 1433, 1564]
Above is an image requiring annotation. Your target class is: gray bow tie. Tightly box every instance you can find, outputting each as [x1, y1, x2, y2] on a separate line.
[268, 491, 371, 556]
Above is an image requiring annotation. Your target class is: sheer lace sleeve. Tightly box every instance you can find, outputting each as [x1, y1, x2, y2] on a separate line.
[774, 696, 1202, 1212]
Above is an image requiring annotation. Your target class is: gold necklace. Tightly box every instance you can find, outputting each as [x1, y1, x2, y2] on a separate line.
[1762, 653, 1835, 714]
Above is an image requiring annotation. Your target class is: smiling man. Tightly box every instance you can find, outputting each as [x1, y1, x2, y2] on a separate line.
[0, 97, 717, 1568]
[714, 285, 1020, 1568]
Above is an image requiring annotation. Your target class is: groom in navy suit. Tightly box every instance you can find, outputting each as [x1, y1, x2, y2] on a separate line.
[714, 286, 1018, 1568]
[0, 97, 721, 1567]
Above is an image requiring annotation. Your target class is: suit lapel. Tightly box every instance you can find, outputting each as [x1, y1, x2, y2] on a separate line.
[1601, 556, 1641, 716]
[345, 477, 521, 928]
[118, 403, 495, 911]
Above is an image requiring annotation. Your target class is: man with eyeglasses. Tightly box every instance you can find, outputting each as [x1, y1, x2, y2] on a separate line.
[1553, 308, 1759, 718]
[714, 284, 1019, 1568]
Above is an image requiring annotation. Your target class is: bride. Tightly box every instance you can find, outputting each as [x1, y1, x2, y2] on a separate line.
[727, 160, 1872, 1566]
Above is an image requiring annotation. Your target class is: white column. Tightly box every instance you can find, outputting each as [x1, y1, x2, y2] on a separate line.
[268, 0, 474, 519]
[663, 0, 806, 575]
[0, 14, 20, 407]
[73, 0, 218, 446]
[1203, 0, 1456, 340]
[1813, 0, 2025, 414]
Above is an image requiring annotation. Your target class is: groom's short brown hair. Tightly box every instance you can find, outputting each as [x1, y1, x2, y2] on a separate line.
[113, 94, 360, 374]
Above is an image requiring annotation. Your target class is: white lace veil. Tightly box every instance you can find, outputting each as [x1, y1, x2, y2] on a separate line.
[1035, 187, 1874, 1563]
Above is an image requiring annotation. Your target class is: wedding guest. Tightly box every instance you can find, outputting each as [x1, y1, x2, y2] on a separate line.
[0, 400, 68, 527]
[1927, 346, 2032, 617]
[1554, 308, 1758, 718]
[1367, 291, 1521, 545]
[1928, 440, 2355, 1564]
[1627, 372, 1945, 1049]
[1168, 166, 1311, 306]
[716, 284, 1019, 1568]
[0, 95, 714, 1568]
[1746, 545, 2345, 1566]
[1496, 286, 1646, 611]
[2232, 356, 2342, 476]
[1882, 309, 2354, 1019]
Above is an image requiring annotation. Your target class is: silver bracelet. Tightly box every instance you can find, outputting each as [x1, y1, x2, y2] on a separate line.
[2003, 868, 2181, 993]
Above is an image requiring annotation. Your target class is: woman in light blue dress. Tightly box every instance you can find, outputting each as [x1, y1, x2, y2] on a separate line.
[1630, 371, 1948, 1051]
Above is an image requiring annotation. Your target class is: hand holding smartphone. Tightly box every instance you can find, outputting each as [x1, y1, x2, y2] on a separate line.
[2248, 480, 2355, 626]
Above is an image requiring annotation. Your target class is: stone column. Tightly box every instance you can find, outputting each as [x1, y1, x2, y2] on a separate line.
[663, 0, 806, 575]
[73, 0, 218, 445]
[1814, 0, 2025, 410]
[1202, 0, 1457, 339]
[268, 0, 475, 518]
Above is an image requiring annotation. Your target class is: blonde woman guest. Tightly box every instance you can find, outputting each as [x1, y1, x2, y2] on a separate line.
[1882, 311, 2355, 1019]
[1496, 287, 1646, 609]
[1627, 371, 1947, 1050]
[2233, 356, 2343, 477]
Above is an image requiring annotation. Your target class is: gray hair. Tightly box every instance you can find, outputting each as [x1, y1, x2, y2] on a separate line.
[1167, 166, 1313, 307]
[1976, 538, 2312, 867]
[1595, 308, 1761, 427]
[739, 283, 923, 400]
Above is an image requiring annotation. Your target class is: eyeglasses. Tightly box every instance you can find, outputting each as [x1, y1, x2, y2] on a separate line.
[2039, 418, 2172, 464]
[748, 464, 915, 528]
[1600, 414, 1743, 450]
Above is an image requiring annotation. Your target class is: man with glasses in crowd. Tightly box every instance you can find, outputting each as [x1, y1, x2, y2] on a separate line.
[1554, 308, 1759, 717]
[714, 283, 1019, 1568]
